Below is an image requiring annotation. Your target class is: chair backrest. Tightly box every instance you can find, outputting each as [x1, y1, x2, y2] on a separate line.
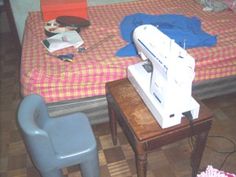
[17, 94, 56, 171]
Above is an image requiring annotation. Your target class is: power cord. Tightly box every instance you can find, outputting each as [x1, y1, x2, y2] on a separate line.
[206, 135, 236, 170]
[183, 111, 236, 175]
[183, 111, 198, 177]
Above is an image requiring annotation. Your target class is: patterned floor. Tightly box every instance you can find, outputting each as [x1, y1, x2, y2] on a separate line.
[1, 6, 236, 177]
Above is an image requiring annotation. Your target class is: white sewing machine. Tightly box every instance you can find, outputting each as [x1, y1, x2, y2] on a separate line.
[128, 24, 200, 128]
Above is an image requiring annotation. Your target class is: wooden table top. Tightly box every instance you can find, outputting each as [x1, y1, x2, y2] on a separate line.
[106, 78, 213, 141]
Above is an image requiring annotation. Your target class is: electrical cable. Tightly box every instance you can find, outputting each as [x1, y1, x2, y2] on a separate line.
[184, 112, 196, 150]
[183, 111, 198, 177]
[206, 135, 236, 170]
[183, 111, 236, 174]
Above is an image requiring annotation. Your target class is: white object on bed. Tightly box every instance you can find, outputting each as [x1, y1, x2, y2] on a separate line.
[42, 30, 84, 52]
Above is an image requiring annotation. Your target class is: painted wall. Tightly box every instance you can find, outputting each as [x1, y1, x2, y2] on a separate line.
[10, 0, 40, 43]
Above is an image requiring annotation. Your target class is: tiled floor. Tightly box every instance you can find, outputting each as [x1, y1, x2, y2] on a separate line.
[1, 6, 236, 177]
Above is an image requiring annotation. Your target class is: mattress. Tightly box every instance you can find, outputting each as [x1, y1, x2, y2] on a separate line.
[21, 0, 236, 103]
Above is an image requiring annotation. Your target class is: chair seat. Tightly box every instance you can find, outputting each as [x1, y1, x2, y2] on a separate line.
[18, 94, 100, 177]
[44, 113, 96, 159]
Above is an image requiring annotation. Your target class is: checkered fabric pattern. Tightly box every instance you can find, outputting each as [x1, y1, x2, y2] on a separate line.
[21, 0, 236, 103]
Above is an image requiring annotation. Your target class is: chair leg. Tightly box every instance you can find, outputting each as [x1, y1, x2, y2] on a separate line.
[40, 169, 64, 177]
[80, 153, 100, 177]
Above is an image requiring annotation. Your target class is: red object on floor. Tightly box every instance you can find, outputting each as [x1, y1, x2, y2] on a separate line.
[40, 0, 88, 21]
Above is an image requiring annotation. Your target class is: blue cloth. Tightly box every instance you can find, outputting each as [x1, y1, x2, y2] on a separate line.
[116, 13, 217, 57]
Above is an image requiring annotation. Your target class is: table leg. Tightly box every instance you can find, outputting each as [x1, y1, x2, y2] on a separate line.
[108, 103, 118, 145]
[191, 131, 209, 177]
[135, 153, 147, 177]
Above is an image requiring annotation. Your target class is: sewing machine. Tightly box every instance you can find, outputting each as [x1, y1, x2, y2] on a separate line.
[128, 24, 200, 128]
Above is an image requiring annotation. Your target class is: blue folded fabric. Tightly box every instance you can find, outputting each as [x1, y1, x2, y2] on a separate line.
[116, 13, 217, 57]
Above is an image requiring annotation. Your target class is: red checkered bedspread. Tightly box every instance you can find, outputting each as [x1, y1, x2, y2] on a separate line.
[21, 0, 236, 103]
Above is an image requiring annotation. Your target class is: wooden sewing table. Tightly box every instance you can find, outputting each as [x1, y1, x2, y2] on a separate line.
[105, 78, 213, 177]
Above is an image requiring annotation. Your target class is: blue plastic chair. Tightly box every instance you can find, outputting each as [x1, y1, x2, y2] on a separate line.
[17, 94, 100, 177]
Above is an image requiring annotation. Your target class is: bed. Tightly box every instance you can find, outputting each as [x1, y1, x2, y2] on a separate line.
[21, 0, 236, 123]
